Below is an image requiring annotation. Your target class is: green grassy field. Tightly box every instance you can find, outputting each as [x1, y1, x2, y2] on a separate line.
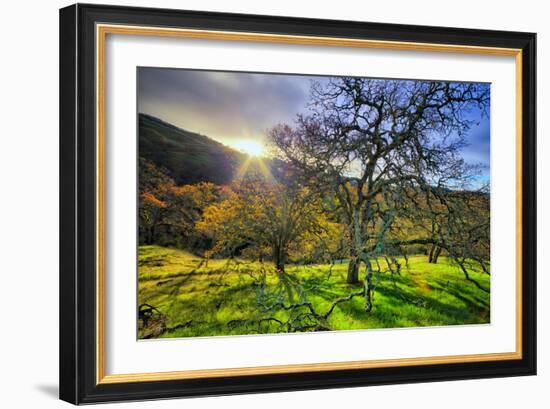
[138, 245, 490, 339]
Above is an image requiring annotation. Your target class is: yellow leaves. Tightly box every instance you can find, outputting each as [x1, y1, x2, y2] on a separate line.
[197, 199, 242, 237]
[196, 177, 336, 263]
[175, 182, 228, 208]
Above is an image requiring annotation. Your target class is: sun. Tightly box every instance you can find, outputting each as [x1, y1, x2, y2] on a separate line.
[234, 139, 264, 157]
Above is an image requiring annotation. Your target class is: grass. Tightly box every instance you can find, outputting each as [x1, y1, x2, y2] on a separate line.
[138, 245, 490, 339]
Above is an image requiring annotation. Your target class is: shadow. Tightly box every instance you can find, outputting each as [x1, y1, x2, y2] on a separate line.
[374, 282, 488, 324]
[429, 278, 490, 308]
[335, 297, 382, 322]
[34, 384, 58, 399]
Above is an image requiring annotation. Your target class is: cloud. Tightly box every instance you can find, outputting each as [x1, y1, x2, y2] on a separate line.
[460, 109, 491, 176]
[138, 68, 314, 144]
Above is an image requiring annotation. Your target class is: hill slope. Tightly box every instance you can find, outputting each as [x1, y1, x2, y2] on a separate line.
[139, 113, 245, 185]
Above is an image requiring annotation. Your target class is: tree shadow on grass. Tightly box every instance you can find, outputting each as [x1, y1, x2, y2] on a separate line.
[428, 278, 490, 309]
[334, 298, 401, 328]
[376, 281, 489, 324]
[304, 285, 348, 301]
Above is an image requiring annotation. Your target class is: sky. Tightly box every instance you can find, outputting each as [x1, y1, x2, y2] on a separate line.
[138, 67, 490, 182]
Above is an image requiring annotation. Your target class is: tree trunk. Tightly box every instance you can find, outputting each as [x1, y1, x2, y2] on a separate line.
[364, 260, 374, 312]
[346, 209, 362, 284]
[273, 245, 286, 273]
[147, 225, 156, 245]
[429, 245, 442, 263]
[432, 246, 442, 263]
[428, 244, 435, 263]
[347, 256, 359, 284]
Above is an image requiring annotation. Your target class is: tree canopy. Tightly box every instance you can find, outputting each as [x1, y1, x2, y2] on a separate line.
[269, 78, 490, 309]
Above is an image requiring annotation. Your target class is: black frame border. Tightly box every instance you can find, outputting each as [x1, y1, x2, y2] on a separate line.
[59, 3, 536, 404]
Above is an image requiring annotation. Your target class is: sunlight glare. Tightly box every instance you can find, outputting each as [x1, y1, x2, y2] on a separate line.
[234, 139, 264, 157]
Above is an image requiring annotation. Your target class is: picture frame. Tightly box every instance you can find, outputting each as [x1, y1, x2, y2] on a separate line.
[59, 3, 536, 404]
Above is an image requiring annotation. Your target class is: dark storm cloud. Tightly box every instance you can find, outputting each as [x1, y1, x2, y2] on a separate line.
[138, 68, 313, 144]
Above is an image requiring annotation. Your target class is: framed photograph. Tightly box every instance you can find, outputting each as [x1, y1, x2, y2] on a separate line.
[59, 3, 536, 404]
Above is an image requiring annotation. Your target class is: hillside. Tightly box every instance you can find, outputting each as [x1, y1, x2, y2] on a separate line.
[139, 113, 245, 185]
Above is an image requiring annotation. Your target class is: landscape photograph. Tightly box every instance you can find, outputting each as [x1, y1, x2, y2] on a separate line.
[137, 67, 491, 339]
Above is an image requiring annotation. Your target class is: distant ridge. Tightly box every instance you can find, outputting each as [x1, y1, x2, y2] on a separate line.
[139, 113, 246, 185]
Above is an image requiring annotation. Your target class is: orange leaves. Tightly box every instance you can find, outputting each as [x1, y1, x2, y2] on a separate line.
[140, 191, 167, 208]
